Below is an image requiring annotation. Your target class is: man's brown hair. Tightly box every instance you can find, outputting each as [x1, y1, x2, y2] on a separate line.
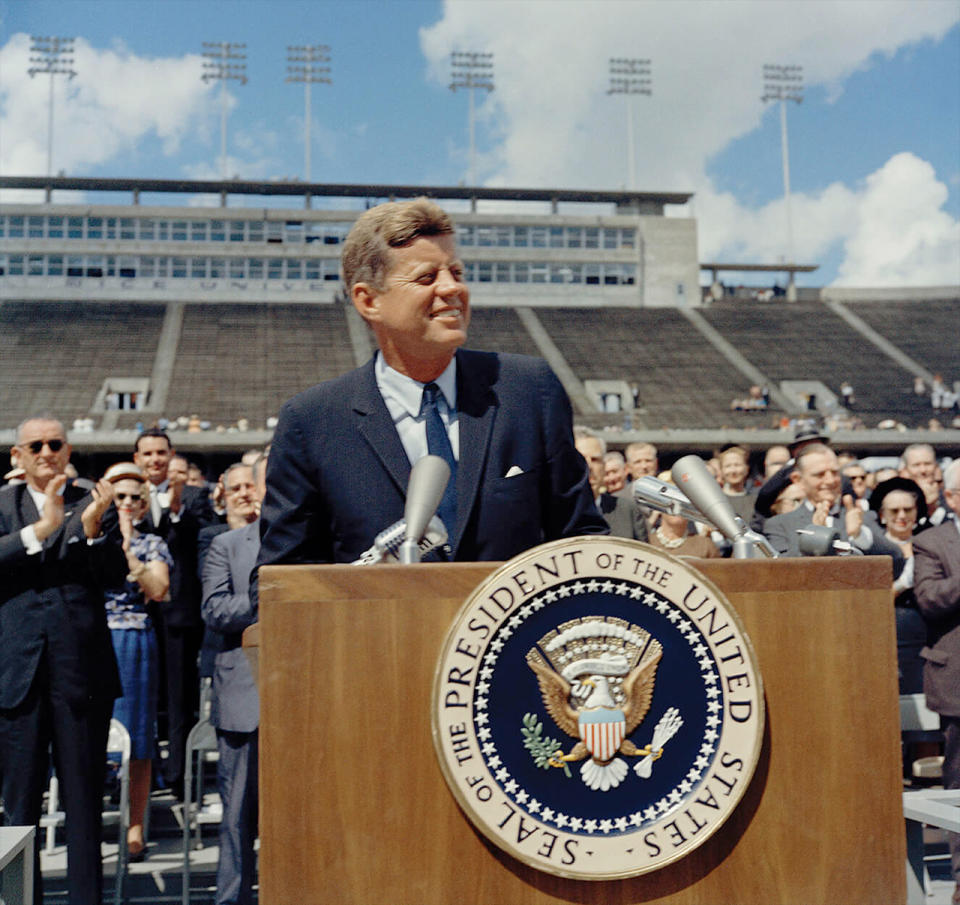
[341, 197, 455, 292]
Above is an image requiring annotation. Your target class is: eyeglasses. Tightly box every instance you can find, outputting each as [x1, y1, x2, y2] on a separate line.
[114, 492, 143, 502]
[19, 439, 64, 454]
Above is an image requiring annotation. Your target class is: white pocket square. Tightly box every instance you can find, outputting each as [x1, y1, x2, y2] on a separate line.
[505, 465, 525, 478]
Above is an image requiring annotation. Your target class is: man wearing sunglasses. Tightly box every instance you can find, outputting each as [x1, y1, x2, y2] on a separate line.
[0, 415, 126, 905]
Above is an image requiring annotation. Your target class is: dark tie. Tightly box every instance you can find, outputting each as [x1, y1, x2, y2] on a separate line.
[421, 382, 458, 536]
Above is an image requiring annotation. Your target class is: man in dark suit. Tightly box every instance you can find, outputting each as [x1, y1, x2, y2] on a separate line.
[763, 443, 901, 559]
[256, 198, 605, 575]
[574, 428, 647, 541]
[133, 428, 215, 798]
[915, 459, 960, 903]
[0, 416, 125, 905]
[202, 455, 265, 905]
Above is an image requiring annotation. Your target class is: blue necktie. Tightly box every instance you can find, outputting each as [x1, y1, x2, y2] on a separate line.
[421, 382, 458, 536]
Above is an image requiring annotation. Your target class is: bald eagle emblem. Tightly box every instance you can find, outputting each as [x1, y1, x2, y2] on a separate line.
[525, 616, 681, 791]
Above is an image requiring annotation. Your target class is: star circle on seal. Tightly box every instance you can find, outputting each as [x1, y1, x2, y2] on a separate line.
[432, 537, 764, 880]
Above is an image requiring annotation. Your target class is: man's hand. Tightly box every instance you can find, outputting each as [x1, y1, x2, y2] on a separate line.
[917, 476, 940, 509]
[842, 493, 863, 539]
[81, 478, 115, 539]
[34, 474, 67, 542]
[811, 500, 831, 526]
[168, 468, 186, 515]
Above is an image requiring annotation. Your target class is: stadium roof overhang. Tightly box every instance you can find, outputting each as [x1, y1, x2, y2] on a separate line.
[700, 263, 819, 274]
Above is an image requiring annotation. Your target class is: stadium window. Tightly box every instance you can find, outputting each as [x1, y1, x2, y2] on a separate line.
[621, 229, 635, 249]
[549, 227, 564, 248]
[119, 256, 136, 278]
[323, 260, 339, 280]
[229, 221, 246, 242]
[248, 259, 264, 280]
[8, 216, 24, 238]
[531, 227, 547, 248]
[68, 217, 83, 239]
[285, 221, 303, 243]
[190, 221, 207, 242]
[584, 228, 599, 249]
[566, 228, 582, 249]
[87, 218, 102, 239]
[86, 256, 104, 277]
[67, 256, 83, 276]
[229, 258, 245, 279]
[47, 216, 63, 238]
[602, 228, 617, 249]
[530, 264, 548, 283]
[494, 263, 510, 282]
[171, 257, 187, 278]
[496, 227, 511, 247]
[28, 216, 44, 238]
[550, 265, 567, 284]
[0, 218, 5, 238]
[286, 259, 302, 279]
[106, 256, 117, 277]
[477, 262, 492, 282]
[477, 227, 494, 247]
[139, 219, 155, 241]
[210, 221, 226, 241]
[47, 255, 63, 276]
[567, 264, 583, 283]
[172, 222, 188, 241]
[457, 225, 474, 247]
[28, 255, 44, 275]
[267, 258, 283, 279]
[266, 222, 283, 244]
[140, 257, 155, 278]
[120, 219, 136, 240]
[8, 255, 24, 275]
[156, 221, 170, 241]
[604, 271, 619, 285]
[190, 257, 206, 278]
[514, 227, 528, 247]
[248, 222, 265, 243]
[585, 264, 600, 285]
[0, 256, 5, 275]
[209, 258, 226, 278]
[513, 262, 529, 283]
[305, 259, 321, 280]
[105, 218, 117, 239]
[622, 265, 636, 285]
[463, 262, 475, 282]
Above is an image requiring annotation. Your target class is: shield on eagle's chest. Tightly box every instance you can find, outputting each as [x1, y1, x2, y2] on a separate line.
[578, 708, 626, 763]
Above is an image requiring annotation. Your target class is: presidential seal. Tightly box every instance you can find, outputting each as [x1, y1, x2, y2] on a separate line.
[432, 537, 764, 881]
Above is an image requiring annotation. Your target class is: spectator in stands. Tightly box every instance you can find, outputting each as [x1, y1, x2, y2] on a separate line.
[900, 443, 950, 526]
[186, 462, 207, 488]
[168, 454, 189, 487]
[913, 460, 960, 903]
[842, 462, 871, 510]
[762, 443, 902, 559]
[625, 441, 658, 480]
[769, 481, 806, 517]
[101, 462, 172, 860]
[870, 477, 930, 693]
[763, 445, 790, 480]
[840, 381, 855, 409]
[719, 445, 756, 523]
[647, 471, 719, 559]
[913, 375, 926, 396]
[575, 428, 647, 541]
[603, 450, 629, 496]
[0, 415, 124, 905]
[201, 455, 266, 905]
[132, 428, 216, 800]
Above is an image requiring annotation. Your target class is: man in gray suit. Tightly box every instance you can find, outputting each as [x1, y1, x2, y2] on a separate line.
[201, 455, 266, 905]
[574, 428, 647, 541]
[763, 443, 900, 558]
[915, 459, 960, 904]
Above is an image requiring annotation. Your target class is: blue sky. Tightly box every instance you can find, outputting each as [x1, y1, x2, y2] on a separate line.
[2, 0, 958, 287]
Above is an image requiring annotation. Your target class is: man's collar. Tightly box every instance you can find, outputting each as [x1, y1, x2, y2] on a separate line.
[375, 352, 458, 415]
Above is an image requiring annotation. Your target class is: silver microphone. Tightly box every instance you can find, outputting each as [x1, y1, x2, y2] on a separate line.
[633, 476, 706, 525]
[399, 455, 451, 564]
[796, 526, 864, 556]
[352, 515, 449, 565]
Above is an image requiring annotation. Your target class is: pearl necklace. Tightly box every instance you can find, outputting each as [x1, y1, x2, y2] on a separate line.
[655, 526, 685, 549]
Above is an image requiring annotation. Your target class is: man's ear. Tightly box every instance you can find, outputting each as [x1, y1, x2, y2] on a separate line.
[789, 470, 802, 485]
[352, 283, 380, 325]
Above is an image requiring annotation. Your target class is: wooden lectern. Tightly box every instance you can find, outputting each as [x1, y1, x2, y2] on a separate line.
[247, 556, 905, 904]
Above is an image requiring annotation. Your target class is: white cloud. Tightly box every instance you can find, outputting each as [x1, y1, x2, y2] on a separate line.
[0, 33, 211, 176]
[421, 0, 959, 285]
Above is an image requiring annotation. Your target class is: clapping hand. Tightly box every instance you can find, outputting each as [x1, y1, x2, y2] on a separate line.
[81, 478, 116, 539]
[34, 474, 67, 542]
[842, 493, 863, 540]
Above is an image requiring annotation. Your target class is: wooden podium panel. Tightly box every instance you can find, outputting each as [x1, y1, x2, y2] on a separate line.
[251, 556, 904, 904]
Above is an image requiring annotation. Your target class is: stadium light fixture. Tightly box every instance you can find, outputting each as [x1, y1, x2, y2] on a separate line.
[286, 45, 332, 183]
[449, 51, 494, 187]
[762, 63, 804, 285]
[607, 58, 652, 191]
[28, 36, 77, 177]
[201, 42, 248, 180]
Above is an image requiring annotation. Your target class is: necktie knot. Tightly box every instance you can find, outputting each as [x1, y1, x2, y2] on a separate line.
[422, 382, 442, 412]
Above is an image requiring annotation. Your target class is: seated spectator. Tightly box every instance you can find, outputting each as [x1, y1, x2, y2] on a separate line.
[102, 462, 172, 861]
[719, 445, 756, 523]
[574, 428, 646, 541]
[769, 481, 806, 517]
[603, 450, 629, 496]
[842, 462, 871, 510]
[869, 477, 930, 694]
[900, 443, 950, 526]
[647, 472, 719, 559]
[762, 444, 790, 480]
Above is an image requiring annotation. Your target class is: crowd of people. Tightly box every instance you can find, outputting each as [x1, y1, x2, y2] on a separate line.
[1, 196, 958, 904]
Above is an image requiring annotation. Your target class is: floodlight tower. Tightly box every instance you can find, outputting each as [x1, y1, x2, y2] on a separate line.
[201, 42, 248, 180]
[449, 51, 494, 187]
[28, 36, 77, 177]
[286, 45, 332, 182]
[607, 58, 651, 191]
[762, 64, 804, 280]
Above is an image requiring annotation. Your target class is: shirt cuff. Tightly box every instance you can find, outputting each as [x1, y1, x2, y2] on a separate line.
[851, 525, 873, 550]
[20, 525, 42, 555]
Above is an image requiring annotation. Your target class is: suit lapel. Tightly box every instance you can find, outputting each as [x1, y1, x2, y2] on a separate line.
[351, 359, 412, 496]
[453, 350, 498, 552]
[17, 484, 40, 526]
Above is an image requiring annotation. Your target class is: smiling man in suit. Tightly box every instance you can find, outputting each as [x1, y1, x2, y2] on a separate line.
[256, 198, 605, 577]
[0, 415, 125, 905]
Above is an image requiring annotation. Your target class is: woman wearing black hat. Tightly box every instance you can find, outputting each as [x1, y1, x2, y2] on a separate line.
[870, 477, 929, 694]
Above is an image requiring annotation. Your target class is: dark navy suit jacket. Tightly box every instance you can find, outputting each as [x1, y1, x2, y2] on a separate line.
[256, 350, 607, 577]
